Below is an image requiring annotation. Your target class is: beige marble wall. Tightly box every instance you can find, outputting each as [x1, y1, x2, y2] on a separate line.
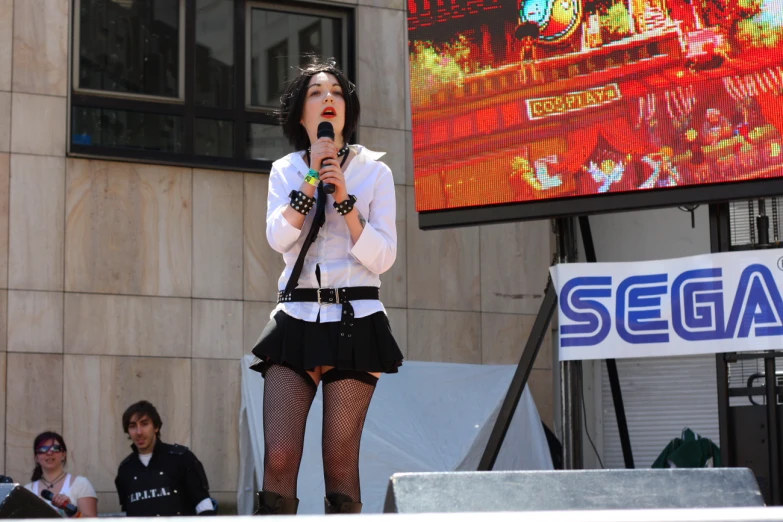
[12, 0, 68, 97]
[0, 0, 12, 93]
[9, 154, 65, 291]
[65, 160, 192, 297]
[0, 0, 556, 513]
[0, 46, 7, 479]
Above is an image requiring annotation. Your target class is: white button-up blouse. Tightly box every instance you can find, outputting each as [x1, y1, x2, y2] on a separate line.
[266, 145, 397, 323]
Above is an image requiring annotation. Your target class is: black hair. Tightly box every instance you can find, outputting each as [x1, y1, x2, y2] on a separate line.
[122, 400, 163, 440]
[279, 58, 360, 152]
[31, 431, 67, 482]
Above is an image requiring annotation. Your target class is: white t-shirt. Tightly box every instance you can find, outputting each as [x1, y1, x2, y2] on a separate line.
[24, 474, 97, 516]
[138, 453, 153, 466]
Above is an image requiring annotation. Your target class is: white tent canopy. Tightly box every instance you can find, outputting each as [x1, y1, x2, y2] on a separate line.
[238, 357, 554, 515]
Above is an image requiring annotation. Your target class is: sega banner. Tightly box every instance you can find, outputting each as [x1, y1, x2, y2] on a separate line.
[549, 249, 783, 361]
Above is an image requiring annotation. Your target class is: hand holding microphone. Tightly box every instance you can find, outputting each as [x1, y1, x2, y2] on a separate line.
[314, 121, 352, 202]
[315, 122, 337, 195]
[41, 490, 79, 517]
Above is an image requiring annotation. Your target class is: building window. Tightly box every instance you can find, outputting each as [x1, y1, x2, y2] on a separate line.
[70, 0, 352, 171]
[264, 39, 289, 107]
[194, 0, 234, 109]
[76, 0, 184, 99]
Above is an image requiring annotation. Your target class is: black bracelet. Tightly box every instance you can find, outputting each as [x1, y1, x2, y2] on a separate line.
[333, 195, 357, 216]
[289, 190, 315, 215]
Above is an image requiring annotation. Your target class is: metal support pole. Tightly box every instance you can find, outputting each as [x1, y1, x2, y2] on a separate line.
[765, 355, 781, 505]
[578, 216, 634, 469]
[478, 284, 558, 471]
[560, 359, 582, 469]
[710, 204, 733, 469]
[716, 353, 731, 468]
[557, 217, 583, 470]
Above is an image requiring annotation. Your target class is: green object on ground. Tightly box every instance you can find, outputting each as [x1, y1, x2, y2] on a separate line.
[651, 428, 722, 468]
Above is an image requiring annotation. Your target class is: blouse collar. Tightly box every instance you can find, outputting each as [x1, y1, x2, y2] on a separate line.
[289, 144, 386, 174]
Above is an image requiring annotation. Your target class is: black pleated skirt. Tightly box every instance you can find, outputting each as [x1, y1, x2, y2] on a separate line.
[249, 309, 404, 376]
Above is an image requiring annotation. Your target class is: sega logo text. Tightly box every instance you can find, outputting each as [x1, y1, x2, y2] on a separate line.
[559, 264, 783, 347]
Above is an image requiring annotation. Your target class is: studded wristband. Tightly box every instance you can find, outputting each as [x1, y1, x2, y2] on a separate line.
[289, 190, 315, 215]
[333, 194, 357, 216]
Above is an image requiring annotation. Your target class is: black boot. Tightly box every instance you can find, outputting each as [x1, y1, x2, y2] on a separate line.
[324, 493, 362, 514]
[254, 491, 299, 515]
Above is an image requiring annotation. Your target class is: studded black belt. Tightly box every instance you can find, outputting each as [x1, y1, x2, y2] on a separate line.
[277, 287, 380, 365]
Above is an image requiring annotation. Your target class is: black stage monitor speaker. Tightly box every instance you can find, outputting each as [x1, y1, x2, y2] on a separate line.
[383, 469, 765, 513]
[0, 484, 61, 518]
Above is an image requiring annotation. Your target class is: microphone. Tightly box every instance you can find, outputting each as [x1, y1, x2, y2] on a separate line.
[317, 121, 336, 195]
[40, 489, 78, 517]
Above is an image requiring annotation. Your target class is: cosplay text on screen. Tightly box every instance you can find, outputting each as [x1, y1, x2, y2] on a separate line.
[407, 0, 783, 212]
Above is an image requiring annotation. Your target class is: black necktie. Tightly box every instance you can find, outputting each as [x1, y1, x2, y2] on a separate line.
[284, 182, 326, 295]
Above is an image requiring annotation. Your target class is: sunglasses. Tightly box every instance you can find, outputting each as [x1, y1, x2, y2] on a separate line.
[35, 445, 64, 455]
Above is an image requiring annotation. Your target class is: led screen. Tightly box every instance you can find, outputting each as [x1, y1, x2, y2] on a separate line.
[408, 0, 783, 223]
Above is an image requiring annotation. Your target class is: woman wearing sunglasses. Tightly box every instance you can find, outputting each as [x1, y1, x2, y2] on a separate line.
[24, 431, 98, 517]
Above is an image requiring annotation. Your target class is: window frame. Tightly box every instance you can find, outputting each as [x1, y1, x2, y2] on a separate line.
[244, 1, 349, 110]
[68, 0, 356, 173]
[72, 0, 188, 103]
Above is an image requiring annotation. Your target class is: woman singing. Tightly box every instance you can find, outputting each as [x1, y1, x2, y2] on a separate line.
[24, 431, 98, 517]
[249, 60, 403, 515]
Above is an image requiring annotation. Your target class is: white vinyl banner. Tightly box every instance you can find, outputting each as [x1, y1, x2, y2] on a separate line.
[550, 248, 783, 361]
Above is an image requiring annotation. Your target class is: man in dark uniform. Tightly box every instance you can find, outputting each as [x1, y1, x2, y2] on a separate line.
[115, 401, 217, 517]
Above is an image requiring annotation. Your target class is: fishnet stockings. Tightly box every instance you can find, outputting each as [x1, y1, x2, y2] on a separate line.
[262, 364, 316, 498]
[321, 371, 377, 503]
